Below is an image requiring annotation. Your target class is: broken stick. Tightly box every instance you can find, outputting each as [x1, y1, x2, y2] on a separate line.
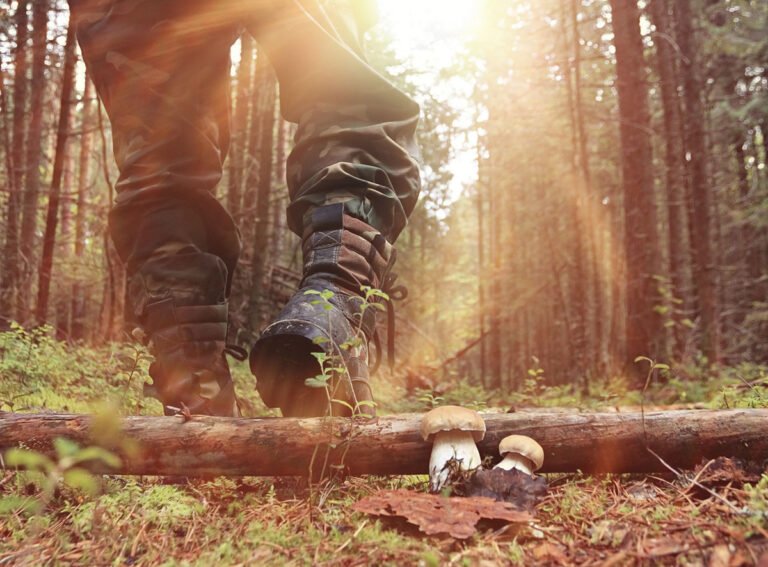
[0, 409, 765, 476]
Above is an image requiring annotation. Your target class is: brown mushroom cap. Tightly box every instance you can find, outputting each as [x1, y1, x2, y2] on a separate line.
[498, 435, 544, 471]
[420, 405, 486, 442]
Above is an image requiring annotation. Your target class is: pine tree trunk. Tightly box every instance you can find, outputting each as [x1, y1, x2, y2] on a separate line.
[609, 0, 665, 376]
[247, 55, 277, 331]
[55, 151, 75, 339]
[675, 0, 720, 364]
[649, 0, 691, 359]
[241, 47, 262, 254]
[0, 0, 29, 321]
[35, 22, 77, 325]
[268, 117, 287, 272]
[71, 79, 94, 341]
[561, 0, 589, 391]
[227, 34, 253, 218]
[17, 0, 49, 324]
[476, 165, 487, 387]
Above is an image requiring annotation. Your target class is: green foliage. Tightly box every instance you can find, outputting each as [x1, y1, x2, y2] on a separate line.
[2, 437, 121, 515]
[0, 323, 150, 415]
[744, 474, 768, 528]
[301, 286, 388, 416]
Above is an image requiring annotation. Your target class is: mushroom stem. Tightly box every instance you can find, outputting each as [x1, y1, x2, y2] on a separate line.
[428, 430, 482, 492]
[494, 454, 535, 475]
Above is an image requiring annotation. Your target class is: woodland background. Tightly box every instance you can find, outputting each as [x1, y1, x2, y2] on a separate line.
[0, 0, 766, 395]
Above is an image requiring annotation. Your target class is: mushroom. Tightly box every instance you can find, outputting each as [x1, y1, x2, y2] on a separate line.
[420, 405, 486, 492]
[494, 434, 544, 475]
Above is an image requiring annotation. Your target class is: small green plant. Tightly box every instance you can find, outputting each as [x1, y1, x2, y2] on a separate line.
[634, 355, 671, 394]
[417, 391, 445, 409]
[1, 438, 121, 514]
[744, 474, 768, 527]
[303, 286, 386, 417]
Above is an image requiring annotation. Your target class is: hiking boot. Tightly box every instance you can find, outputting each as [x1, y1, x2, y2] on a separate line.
[130, 252, 241, 417]
[249, 204, 395, 418]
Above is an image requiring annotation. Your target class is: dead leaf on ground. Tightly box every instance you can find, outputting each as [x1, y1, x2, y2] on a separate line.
[353, 489, 532, 539]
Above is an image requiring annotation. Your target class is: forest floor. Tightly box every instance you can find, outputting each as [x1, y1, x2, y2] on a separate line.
[1, 325, 767, 566]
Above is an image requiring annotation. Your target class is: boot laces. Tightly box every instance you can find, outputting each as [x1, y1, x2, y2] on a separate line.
[369, 268, 407, 374]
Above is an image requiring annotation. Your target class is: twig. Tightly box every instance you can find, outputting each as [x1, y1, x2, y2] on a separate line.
[334, 520, 368, 554]
[0, 471, 14, 488]
[645, 447, 743, 515]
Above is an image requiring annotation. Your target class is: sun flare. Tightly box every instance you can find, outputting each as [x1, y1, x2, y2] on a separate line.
[378, 0, 481, 43]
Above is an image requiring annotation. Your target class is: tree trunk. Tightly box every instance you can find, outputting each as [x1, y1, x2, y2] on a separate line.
[560, 0, 589, 391]
[71, 79, 94, 341]
[0, 0, 30, 321]
[35, 22, 77, 325]
[227, 34, 253, 218]
[649, 0, 691, 359]
[55, 151, 76, 339]
[675, 0, 720, 364]
[17, 0, 49, 324]
[1, 409, 765, 476]
[248, 54, 277, 330]
[475, 165, 487, 387]
[609, 0, 665, 375]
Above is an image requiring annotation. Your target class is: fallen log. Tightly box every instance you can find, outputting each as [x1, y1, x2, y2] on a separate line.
[0, 409, 766, 476]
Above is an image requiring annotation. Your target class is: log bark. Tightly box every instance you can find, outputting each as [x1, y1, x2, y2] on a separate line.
[1, 410, 766, 477]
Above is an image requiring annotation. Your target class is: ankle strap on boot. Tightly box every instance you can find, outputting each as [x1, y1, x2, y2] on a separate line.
[301, 203, 394, 293]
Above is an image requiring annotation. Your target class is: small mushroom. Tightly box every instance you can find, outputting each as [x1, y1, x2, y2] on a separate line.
[494, 435, 544, 475]
[420, 406, 486, 492]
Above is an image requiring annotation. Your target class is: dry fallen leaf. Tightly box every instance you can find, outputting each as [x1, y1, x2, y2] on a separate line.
[353, 489, 532, 539]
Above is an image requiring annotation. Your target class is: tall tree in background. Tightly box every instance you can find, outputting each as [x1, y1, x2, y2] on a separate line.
[247, 53, 277, 330]
[71, 79, 94, 340]
[675, 0, 721, 364]
[18, 0, 49, 323]
[649, 0, 691, 358]
[35, 22, 77, 324]
[609, 0, 664, 372]
[0, 0, 29, 319]
[228, 34, 254, 218]
[560, 0, 591, 389]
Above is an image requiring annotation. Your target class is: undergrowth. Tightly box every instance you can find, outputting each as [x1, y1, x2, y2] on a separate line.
[1, 324, 767, 565]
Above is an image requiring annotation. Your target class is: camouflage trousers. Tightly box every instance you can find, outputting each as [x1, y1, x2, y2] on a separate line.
[69, 0, 421, 294]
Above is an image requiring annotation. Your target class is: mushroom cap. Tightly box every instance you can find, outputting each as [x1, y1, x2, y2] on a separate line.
[498, 435, 544, 471]
[420, 405, 486, 442]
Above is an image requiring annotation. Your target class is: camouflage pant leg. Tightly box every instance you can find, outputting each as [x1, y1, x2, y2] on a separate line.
[69, 0, 243, 291]
[251, 0, 422, 242]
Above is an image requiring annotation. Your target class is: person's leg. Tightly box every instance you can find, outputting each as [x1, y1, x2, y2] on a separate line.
[248, 0, 422, 417]
[69, 0, 243, 416]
